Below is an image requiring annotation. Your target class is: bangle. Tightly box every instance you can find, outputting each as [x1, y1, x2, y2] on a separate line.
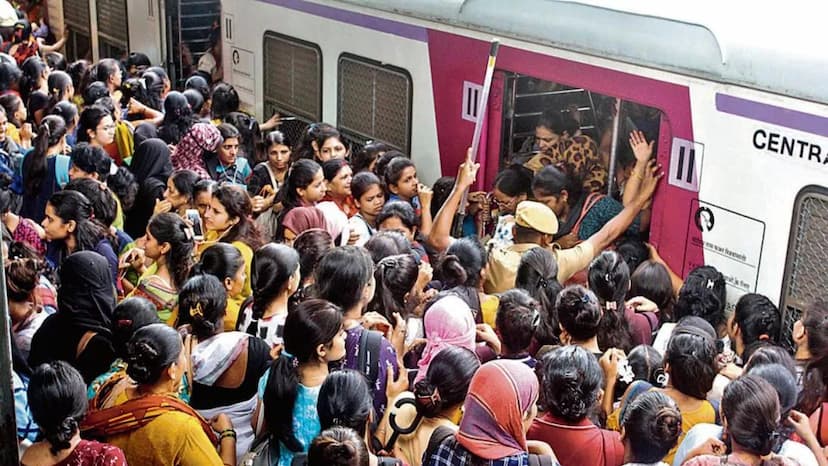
[219, 429, 236, 440]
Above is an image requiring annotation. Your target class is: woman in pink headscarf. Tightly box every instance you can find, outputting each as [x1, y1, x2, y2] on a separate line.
[281, 206, 326, 245]
[170, 122, 222, 179]
[423, 359, 554, 466]
[415, 295, 476, 384]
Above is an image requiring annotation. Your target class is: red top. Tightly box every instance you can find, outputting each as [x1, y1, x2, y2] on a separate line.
[55, 439, 127, 466]
[527, 412, 624, 466]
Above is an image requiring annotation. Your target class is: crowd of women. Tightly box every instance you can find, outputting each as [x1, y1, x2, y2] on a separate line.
[3, 15, 828, 466]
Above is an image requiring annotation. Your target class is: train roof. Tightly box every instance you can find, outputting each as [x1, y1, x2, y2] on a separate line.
[339, 0, 828, 106]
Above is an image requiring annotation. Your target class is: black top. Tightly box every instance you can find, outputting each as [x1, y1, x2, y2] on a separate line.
[190, 336, 272, 409]
[28, 316, 116, 384]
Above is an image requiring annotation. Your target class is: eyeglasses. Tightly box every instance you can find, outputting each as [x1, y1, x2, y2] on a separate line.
[489, 193, 515, 209]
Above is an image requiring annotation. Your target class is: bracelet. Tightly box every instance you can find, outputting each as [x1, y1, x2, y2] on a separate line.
[219, 429, 236, 440]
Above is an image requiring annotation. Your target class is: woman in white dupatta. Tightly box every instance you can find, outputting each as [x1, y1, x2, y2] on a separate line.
[180, 273, 272, 459]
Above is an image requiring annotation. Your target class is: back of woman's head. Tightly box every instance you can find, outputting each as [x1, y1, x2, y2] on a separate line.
[265, 298, 343, 451]
[532, 164, 572, 199]
[193, 242, 244, 282]
[318, 370, 373, 435]
[108, 166, 139, 212]
[314, 246, 374, 311]
[621, 391, 682, 464]
[50, 100, 79, 128]
[516, 247, 562, 345]
[734, 293, 781, 348]
[252, 243, 300, 319]
[496, 289, 540, 354]
[368, 253, 418, 320]
[308, 427, 369, 466]
[211, 83, 240, 119]
[148, 212, 194, 289]
[722, 375, 781, 457]
[5, 257, 41, 302]
[178, 274, 227, 340]
[744, 345, 796, 375]
[629, 260, 674, 320]
[556, 285, 602, 342]
[125, 323, 182, 386]
[414, 345, 480, 418]
[615, 345, 664, 397]
[588, 250, 633, 351]
[615, 238, 649, 276]
[364, 230, 409, 264]
[438, 236, 486, 289]
[28, 361, 88, 455]
[541, 345, 603, 422]
[664, 327, 717, 399]
[111, 297, 161, 357]
[351, 141, 390, 174]
[24, 115, 67, 196]
[64, 177, 117, 227]
[746, 363, 797, 417]
[674, 266, 727, 332]
[293, 228, 332, 284]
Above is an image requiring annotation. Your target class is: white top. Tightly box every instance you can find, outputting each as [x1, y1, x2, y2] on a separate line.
[673, 423, 817, 466]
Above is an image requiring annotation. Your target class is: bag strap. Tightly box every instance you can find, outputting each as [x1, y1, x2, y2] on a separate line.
[571, 192, 605, 237]
[76, 331, 97, 359]
[55, 154, 70, 188]
[422, 425, 455, 465]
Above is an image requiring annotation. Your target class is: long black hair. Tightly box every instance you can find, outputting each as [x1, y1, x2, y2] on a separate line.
[23, 115, 67, 196]
[318, 370, 373, 436]
[148, 213, 195, 289]
[28, 361, 88, 454]
[413, 346, 480, 418]
[516, 247, 563, 346]
[251, 243, 300, 320]
[588, 250, 634, 352]
[158, 90, 199, 145]
[47, 190, 111, 252]
[368, 253, 419, 321]
[178, 274, 228, 340]
[124, 323, 182, 386]
[212, 184, 264, 250]
[264, 298, 342, 451]
[313, 246, 374, 312]
[276, 158, 322, 211]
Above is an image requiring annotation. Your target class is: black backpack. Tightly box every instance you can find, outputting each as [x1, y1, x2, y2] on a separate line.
[357, 328, 384, 387]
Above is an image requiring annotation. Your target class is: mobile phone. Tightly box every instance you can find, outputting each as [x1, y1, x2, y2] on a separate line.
[185, 209, 204, 241]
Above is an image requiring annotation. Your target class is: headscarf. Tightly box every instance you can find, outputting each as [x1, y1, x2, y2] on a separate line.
[415, 295, 476, 383]
[282, 206, 326, 237]
[171, 122, 221, 178]
[130, 138, 172, 184]
[316, 200, 349, 243]
[457, 360, 539, 460]
[133, 123, 159, 146]
[57, 251, 116, 335]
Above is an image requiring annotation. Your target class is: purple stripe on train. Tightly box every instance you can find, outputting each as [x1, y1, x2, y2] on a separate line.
[716, 93, 828, 138]
[257, 0, 429, 42]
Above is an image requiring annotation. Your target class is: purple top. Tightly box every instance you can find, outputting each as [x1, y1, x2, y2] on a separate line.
[342, 325, 399, 417]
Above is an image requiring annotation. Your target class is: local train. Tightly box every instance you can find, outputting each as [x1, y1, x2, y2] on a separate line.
[80, 0, 828, 343]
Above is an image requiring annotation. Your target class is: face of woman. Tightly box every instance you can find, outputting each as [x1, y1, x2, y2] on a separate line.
[15, 101, 27, 123]
[225, 265, 246, 298]
[144, 227, 166, 261]
[324, 326, 348, 362]
[297, 169, 326, 204]
[68, 164, 95, 181]
[356, 184, 385, 218]
[390, 166, 419, 200]
[194, 190, 212, 217]
[164, 178, 189, 209]
[327, 165, 353, 198]
[268, 143, 291, 171]
[379, 217, 414, 242]
[319, 137, 347, 161]
[534, 126, 560, 154]
[218, 137, 239, 165]
[41, 203, 71, 241]
[88, 115, 116, 146]
[204, 196, 235, 232]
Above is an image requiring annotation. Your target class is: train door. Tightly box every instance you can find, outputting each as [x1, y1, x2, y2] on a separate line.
[63, 0, 93, 60]
[95, 0, 129, 59]
[163, 0, 221, 86]
[63, 0, 129, 61]
[126, 0, 163, 65]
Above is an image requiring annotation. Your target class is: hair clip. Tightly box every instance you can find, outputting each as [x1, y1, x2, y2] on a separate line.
[604, 273, 611, 282]
[189, 302, 204, 319]
[416, 386, 441, 406]
[580, 294, 593, 304]
[617, 358, 634, 384]
[531, 309, 541, 329]
[537, 277, 548, 289]
[605, 301, 618, 311]
[706, 279, 714, 289]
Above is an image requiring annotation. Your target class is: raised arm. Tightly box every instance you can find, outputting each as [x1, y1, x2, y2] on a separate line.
[623, 130, 654, 207]
[426, 149, 479, 252]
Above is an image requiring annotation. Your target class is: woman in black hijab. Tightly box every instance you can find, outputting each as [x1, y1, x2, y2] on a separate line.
[124, 138, 172, 238]
[28, 251, 117, 383]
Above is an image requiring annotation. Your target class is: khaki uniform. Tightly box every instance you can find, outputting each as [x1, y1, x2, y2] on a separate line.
[484, 241, 596, 294]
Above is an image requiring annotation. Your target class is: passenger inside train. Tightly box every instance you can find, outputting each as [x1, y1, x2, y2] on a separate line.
[2, 2, 827, 466]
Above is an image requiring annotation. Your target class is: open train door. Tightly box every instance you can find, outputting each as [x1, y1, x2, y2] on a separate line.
[163, 0, 220, 87]
[62, 0, 128, 61]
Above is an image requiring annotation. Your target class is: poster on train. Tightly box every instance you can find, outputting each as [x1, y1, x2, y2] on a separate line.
[683, 200, 766, 312]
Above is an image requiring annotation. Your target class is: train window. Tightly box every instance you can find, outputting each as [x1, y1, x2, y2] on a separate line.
[64, 0, 92, 60]
[337, 54, 412, 154]
[500, 73, 663, 198]
[262, 32, 322, 123]
[779, 186, 828, 350]
[96, 0, 129, 59]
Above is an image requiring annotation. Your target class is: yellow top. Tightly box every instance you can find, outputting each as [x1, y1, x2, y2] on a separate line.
[198, 231, 253, 331]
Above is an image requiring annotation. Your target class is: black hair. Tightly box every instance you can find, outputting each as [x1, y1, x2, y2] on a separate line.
[27, 90, 50, 124]
[50, 101, 79, 129]
[126, 52, 151, 71]
[496, 289, 540, 354]
[621, 391, 682, 463]
[376, 200, 420, 233]
[265, 130, 291, 150]
[82, 82, 109, 108]
[352, 141, 391, 174]
[351, 171, 382, 203]
[318, 370, 373, 436]
[293, 228, 333, 285]
[542, 345, 603, 422]
[308, 426, 369, 466]
[314, 246, 374, 312]
[182, 89, 204, 116]
[322, 158, 350, 182]
[798, 300, 828, 415]
[0, 93, 24, 126]
[64, 177, 117, 227]
[69, 142, 113, 181]
[556, 285, 602, 342]
[111, 297, 161, 357]
[137, 70, 165, 111]
[45, 52, 68, 71]
[372, 149, 404, 181]
[185, 74, 210, 102]
[532, 164, 575, 200]
[722, 375, 781, 457]
[47, 190, 111, 252]
[192, 242, 244, 283]
[364, 230, 410, 265]
[264, 298, 343, 451]
[494, 164, 533, 198]
[212, 184, 264, 250]
[19, 56, 46, 104]
[67, 60, 90, 93]
[588, 251, 634, 352]
[277, 158, 322, 211]
[223, 112, 263, 162]
[28, 361, 88, 455]
[125, 323, 182, 386]
[251, 243, 300, 319]
[384, 156, 416, 190]
[170, 169, 201, 203]
[615, 238, 649, 278]
[77, 105, 112, 144]
[23, 114, 66, 196]
[430, 176, 455, 218]
[291, 122, 342, 163]
[536, 108, 580, 136]
[0, 61, 22, 94]
[5, 256, 41, 302]
[217, 122, 241, 143]
[744, 345, 797, 375]
[178, 274, 228, 340]
[368, 253, 418, 321]
[148, 213, 195, 289]
[733, 293, 781, 352]
[211, 83, 240, 120]
[629, 260, 674, 323]
[674, 266, 727, 334]
[108, 166, 139, 212]
[437, 236, 486, 290]
[413, 346, 479, 418]
[616, 345, 664, 397]
[664, 326, 717, 399]
[193, 178, 217, 199]
[158, 90, 198, 145]
[47, 70, 73, 109]
[516, 247, 563, 346]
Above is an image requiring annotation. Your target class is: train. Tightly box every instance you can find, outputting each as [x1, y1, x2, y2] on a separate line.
[74, 0, 827, 343]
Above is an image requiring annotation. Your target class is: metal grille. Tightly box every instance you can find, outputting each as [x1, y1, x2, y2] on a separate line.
[337, 55, 411, 153]
[263, 32, 322, 122]
[96, 0, 129, 48]
[64, 0, 91, 34]
[780, 189, 828, 351]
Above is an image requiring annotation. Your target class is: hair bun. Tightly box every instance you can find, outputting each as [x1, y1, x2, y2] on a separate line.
[652, 408, 682, 442]
[125, 340, 159, 384]
[413, 380, 444, 417]
[329, 442, 357, 466]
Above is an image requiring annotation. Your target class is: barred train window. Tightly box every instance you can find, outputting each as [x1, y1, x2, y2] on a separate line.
[337, 54, 412, 153]
[780, 186, 828, 350]
[262, 32, 322, 122]
[63, 0, 91, 60]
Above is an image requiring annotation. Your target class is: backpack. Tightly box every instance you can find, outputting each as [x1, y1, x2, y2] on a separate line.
[357, 328, 384, 388]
